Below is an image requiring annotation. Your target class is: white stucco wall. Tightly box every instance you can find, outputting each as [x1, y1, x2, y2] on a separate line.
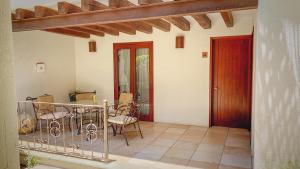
[13, 31, 76, 102]
[75, 11, 255, 126]
[253, 0, 300, 168]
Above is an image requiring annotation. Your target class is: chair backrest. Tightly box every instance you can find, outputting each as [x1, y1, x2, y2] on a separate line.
[118, 93, 133, 105]
[35, 95, 55, 119]
[117, 93, 133, 115]
[76, 93, 95, 101]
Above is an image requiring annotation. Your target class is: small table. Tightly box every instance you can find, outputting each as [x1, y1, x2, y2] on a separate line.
[69, 100, 103, 135]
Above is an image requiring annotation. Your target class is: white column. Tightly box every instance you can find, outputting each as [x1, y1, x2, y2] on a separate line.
[0, 0, 20, 169]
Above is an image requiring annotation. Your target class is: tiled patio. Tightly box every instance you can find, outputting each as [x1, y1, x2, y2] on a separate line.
[109, 122, 252, 169]
[20, 122, 252, 169]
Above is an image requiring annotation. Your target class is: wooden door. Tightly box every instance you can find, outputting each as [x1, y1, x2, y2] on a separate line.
[113, 41, 154, 122]
[210, 35, 253, 129]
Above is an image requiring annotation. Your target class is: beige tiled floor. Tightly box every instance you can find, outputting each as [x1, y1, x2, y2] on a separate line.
[109, 122, 252, 169]
[20, 121, 252, 169]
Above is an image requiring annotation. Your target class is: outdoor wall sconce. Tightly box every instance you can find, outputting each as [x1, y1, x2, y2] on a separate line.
[176, 36, 184, 48]
[202, 52, 208, 58]
[89, 40, 97, 52]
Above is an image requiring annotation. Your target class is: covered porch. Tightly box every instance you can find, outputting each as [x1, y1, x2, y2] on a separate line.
[19, 119, 251, 169]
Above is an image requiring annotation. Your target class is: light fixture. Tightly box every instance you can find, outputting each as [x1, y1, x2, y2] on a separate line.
[89, 40, 97, 52]
[176, 36, 184, 48]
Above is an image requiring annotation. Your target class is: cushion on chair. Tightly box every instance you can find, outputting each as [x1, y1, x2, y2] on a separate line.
[108, 115, 137, 125]
[76, 93, 95, 101]
[36, 95, 55, 118]
[39, 111, 68, 120]
[118, 93, 133, 106]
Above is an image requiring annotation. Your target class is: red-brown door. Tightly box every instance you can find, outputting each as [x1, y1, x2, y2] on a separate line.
[210, 35, 253, 129]
[113, 41, 154, 122]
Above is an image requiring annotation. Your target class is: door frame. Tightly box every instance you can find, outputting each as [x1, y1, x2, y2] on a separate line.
[113, 41, 154, 122]
[209, 35, 253, 128]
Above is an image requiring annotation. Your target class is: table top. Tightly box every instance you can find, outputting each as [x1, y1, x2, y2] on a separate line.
[69, 100, 101, 107]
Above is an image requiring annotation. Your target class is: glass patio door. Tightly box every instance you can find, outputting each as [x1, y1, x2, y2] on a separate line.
[113, 42, 153, 121]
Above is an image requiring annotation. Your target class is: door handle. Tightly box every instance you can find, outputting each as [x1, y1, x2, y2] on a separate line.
[214, 87, 218, 90]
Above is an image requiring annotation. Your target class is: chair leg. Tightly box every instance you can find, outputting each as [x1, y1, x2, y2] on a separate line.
[75, 114, 79, 129]
[96, 112, 100, 127]
[35, 119, 39, 132]
[133, 123, 136, 129]
[111, 124, 116, 136]
[137, 122, 143, 139]
[122, 126, 129, 146]
[68, 117, 72, 131]
[119, 126, 123, 135]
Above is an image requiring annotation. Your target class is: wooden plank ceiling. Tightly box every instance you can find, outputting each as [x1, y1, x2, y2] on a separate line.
[11, 0, 258, 38]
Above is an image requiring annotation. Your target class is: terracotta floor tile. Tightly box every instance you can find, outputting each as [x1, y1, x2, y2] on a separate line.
[160, 156, 189, 165]
[172, 140, 200, 151]
[188, 160, 219, 169]
[159, 132, 183, 140]
[197, 144, 224, 153]
[225, 137, 250, 149]
[165, 128, 187, 134]
[202, 135, 227, 145]
[169, 124, 191, 129]
[220, 154, 252, 169]
[150, 138, 177, 147]
[191, 151, 222, 163]
[163, 147, 195, 160]
[140, 145, 169, 155]
[223, 146, 251, 157]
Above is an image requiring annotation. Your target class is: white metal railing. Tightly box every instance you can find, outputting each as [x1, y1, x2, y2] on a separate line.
[17, 100, 111, 162]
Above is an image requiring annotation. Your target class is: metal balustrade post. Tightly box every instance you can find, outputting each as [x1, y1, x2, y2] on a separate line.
[103, 100, 109, 161]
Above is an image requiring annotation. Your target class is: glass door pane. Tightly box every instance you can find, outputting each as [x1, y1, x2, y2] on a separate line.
[136, 48, 150, 115]
[118, 49, 131, 95]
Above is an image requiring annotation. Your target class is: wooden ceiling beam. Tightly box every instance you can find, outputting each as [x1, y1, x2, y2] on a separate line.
[81, 0, 108, 11]
[221, 11, 234, 27]
[58, 1, 82, 14]
[139, 0, 190, 31]
[164, 17, 189, 31]
[191, 14, 211, 29]
[68, 26, 105, 36]
[109, 0, 134, 8]
[44, 28, 90, 38]
[145, 19, 170, 32]
[82, 0, 152, 34]
[87, 25, 119, 36]
[102, 23, 136, 35]
[11, 13, 16, 20]
[109, 0, 170, 32]
[35, 4, 93, 37]
[15, 8, 35, 19]
[124, 21, 153, 34]
[59, 1, 119, 36]
[81, 0, 136, 35]
[13, 0, 258, 32]
[34, 6, 58, 18]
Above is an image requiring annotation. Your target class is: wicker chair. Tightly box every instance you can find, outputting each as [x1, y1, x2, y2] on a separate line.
[108, 93, 143, 146]
[27, 95, 71, 131]
[74, 91, 100, 133]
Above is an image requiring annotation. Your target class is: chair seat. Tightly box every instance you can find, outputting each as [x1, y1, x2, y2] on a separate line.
[108, 115, 137, 125]
[39, 111, 68, 120]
